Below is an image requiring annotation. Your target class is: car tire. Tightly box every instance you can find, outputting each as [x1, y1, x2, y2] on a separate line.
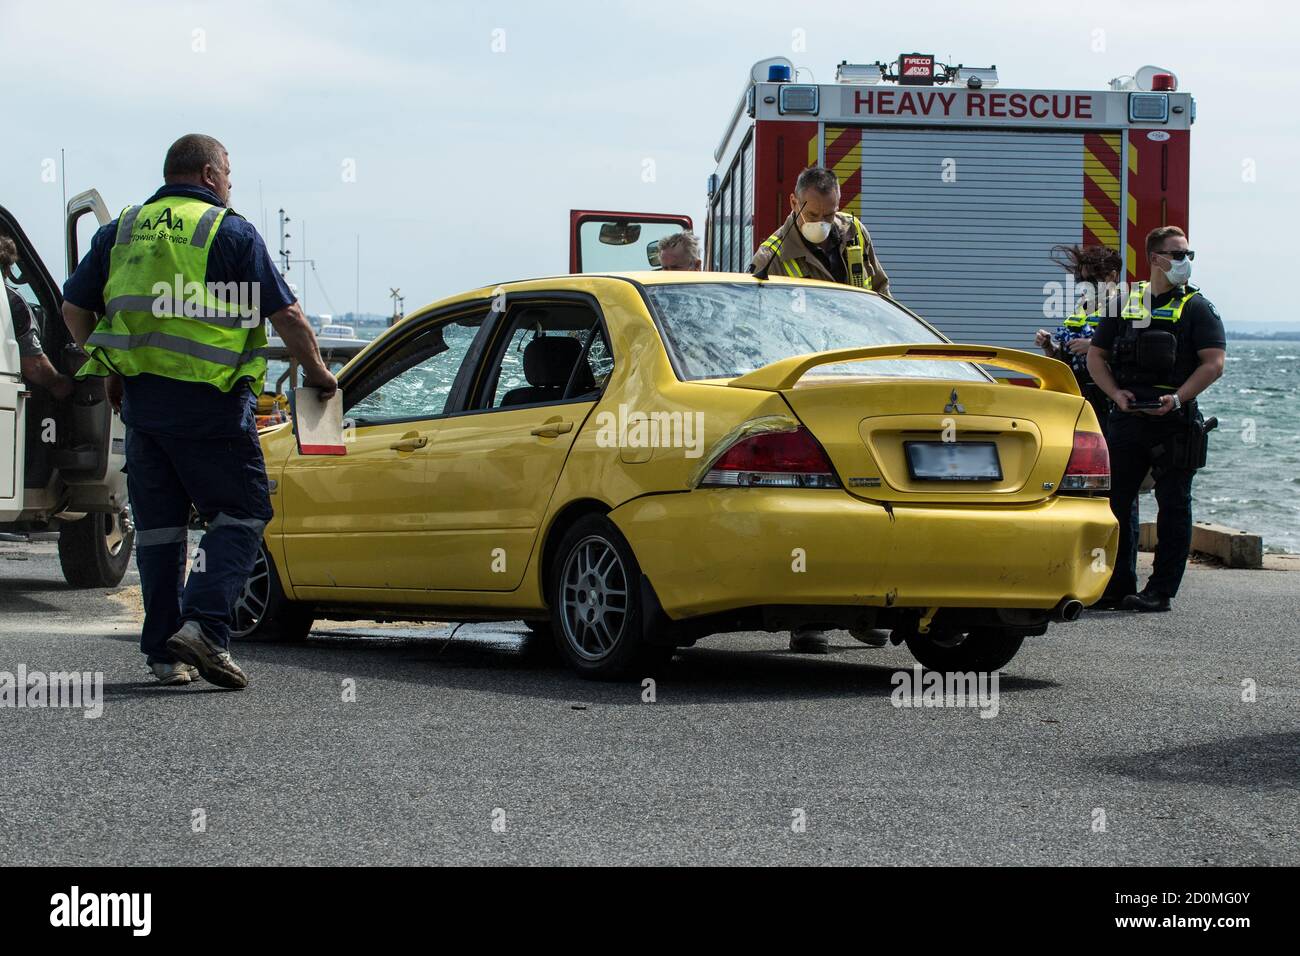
[548, 514, 673, 680]
[904, 627, 1025, 672]
[58, 510, 133, 589]
[231, 545, 314, 643]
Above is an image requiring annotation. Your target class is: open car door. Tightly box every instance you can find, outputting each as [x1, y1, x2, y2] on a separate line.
[568, 209, 692, 273]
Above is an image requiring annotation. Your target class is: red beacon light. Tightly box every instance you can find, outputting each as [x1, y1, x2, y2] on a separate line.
[1151, 72, 1176, 91]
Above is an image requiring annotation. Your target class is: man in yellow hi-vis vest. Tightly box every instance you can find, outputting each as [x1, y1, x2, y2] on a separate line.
[751, 166, 891, 654]
[62, 134, 336, 689]
[749, 166, 890, 297]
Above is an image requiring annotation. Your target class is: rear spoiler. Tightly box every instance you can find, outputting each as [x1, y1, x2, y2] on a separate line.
[727, 344, 1081, 396]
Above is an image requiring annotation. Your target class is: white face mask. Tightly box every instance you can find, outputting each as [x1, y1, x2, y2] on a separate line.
[799, 219, 832, 244]
[1163, 256, 1192, 285]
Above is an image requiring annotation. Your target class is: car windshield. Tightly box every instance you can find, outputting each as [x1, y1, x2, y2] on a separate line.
[643, 283, 987, 383]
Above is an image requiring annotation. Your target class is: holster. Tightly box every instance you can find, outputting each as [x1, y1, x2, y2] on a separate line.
[1154, 402, 1209, 472]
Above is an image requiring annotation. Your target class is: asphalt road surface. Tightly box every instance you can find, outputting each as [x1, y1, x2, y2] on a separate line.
[1, 539, 1295, 866]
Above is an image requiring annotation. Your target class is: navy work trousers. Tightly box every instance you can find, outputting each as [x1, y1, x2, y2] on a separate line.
[1104, 410, 1196, 599]
[125, 426, 273, 663]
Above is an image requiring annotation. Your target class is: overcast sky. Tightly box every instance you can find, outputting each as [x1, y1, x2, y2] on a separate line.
[1, 0, 1293, 322]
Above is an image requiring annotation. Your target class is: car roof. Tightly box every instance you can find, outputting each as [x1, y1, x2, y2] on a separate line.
[401, 271, 878, 324]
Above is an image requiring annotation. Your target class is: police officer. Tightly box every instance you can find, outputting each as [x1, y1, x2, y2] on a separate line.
[1087, 226, 1226, 612]
[1036, 244, 1123, 424]
[750, 165, 890, 653]
[750, 166, 890, 297]
[62, 134, 337, 687]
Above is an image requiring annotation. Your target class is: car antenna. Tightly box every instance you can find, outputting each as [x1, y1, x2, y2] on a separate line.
[751, 198, 806, 281]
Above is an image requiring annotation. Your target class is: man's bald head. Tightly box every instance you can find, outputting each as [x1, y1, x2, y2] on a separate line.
[163, 134, 232, 205]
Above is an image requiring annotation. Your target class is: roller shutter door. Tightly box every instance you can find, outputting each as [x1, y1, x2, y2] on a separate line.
[826, 126, 1123, 350]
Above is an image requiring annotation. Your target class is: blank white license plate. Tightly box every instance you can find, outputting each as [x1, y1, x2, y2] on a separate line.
[904, 441, 1002, 481]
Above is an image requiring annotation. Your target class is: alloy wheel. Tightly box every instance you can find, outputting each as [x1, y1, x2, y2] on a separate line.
[231, 548, 271, 639]
[559, 535, 630, 661]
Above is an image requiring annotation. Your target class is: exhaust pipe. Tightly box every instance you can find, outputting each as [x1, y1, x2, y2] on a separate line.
[1052, 598, 1084, 622]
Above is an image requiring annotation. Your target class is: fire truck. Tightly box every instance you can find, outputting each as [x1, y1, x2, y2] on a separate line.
[571, 53, 1193, 352]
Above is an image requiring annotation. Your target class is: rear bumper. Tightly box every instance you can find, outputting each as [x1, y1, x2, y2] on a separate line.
[610, 489, 1118, 621]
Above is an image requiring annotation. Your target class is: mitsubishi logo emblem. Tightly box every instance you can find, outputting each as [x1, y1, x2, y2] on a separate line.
[944, 388, 965, 414]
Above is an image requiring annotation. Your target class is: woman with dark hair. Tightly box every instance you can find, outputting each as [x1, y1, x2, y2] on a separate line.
[1035, 243, 1123, 424]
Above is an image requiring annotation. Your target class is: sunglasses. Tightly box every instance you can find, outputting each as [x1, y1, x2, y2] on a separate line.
[1156, 249, 1195, 261]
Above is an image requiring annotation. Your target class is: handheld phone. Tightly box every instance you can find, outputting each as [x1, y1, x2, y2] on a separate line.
[1128, 398, 1165, 410]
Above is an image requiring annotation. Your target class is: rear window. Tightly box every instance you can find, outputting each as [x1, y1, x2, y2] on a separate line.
[643, 283, 986, 383]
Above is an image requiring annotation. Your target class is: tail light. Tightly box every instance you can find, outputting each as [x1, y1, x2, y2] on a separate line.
[1060, 430, 1110, 492]
[699, 427, 840, 489]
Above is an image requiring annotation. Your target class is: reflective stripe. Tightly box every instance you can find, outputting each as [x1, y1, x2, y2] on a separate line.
[208, 513, 268, 534]
[136, 526, 189, 547]
[1121, 282, 1198, 323]
[86, 330, 267, 368]
[115, 206, 142, 245]
[104, 294, 251, 329]
[189, 206, 223, 249]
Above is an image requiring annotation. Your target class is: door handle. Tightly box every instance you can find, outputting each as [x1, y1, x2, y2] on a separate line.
[530, 420, 574, 438]
[389, 435, 428, 452]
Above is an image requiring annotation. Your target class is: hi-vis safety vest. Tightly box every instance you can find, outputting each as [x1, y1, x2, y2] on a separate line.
[77, 196, 268, 393]
[1063, 303, 1103, 329]
[1114, 280, 1200, 390]
[759, 214, 873, 289]
[1119, 280, 1200, 324]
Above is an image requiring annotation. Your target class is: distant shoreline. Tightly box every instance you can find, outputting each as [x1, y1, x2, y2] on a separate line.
[1223, 332, 1300, 341]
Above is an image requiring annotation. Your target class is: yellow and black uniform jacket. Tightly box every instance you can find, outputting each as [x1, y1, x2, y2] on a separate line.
[749, 210, 890, 297]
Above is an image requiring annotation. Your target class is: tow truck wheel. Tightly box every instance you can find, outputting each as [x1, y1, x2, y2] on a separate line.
[231, 545, 313, 643]
[58, 509, 134, 589]
[548, 515, 672, 680]
[904, 627, 1024, 673]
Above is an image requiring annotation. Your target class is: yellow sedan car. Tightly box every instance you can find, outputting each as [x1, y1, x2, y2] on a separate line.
[235, 272, 1118, 678]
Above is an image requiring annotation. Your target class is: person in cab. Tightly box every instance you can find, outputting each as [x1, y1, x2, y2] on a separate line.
[1, 233, 74, 400]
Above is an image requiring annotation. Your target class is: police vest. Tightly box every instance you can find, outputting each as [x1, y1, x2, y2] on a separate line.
[1063, 304, 1103, 329]
[1119, 280, 1200, 325]
[1112, 281, 1200, 389]
[77, 196, 268, 393]
[759, 214, 874, 289]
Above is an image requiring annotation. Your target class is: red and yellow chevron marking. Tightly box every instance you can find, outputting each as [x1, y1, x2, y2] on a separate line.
[823, 126, 863, 218]
[1082, 132, 1121, 253]
[1126, 142, 1139, 282]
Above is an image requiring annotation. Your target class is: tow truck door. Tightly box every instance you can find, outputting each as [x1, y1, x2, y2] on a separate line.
[0, 277, 21, 518]
[568, 210, 692, 273]
[61, 189, 128, 512]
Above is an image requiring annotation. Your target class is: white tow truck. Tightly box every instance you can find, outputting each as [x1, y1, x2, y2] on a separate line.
[1, 190, 134, 587]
